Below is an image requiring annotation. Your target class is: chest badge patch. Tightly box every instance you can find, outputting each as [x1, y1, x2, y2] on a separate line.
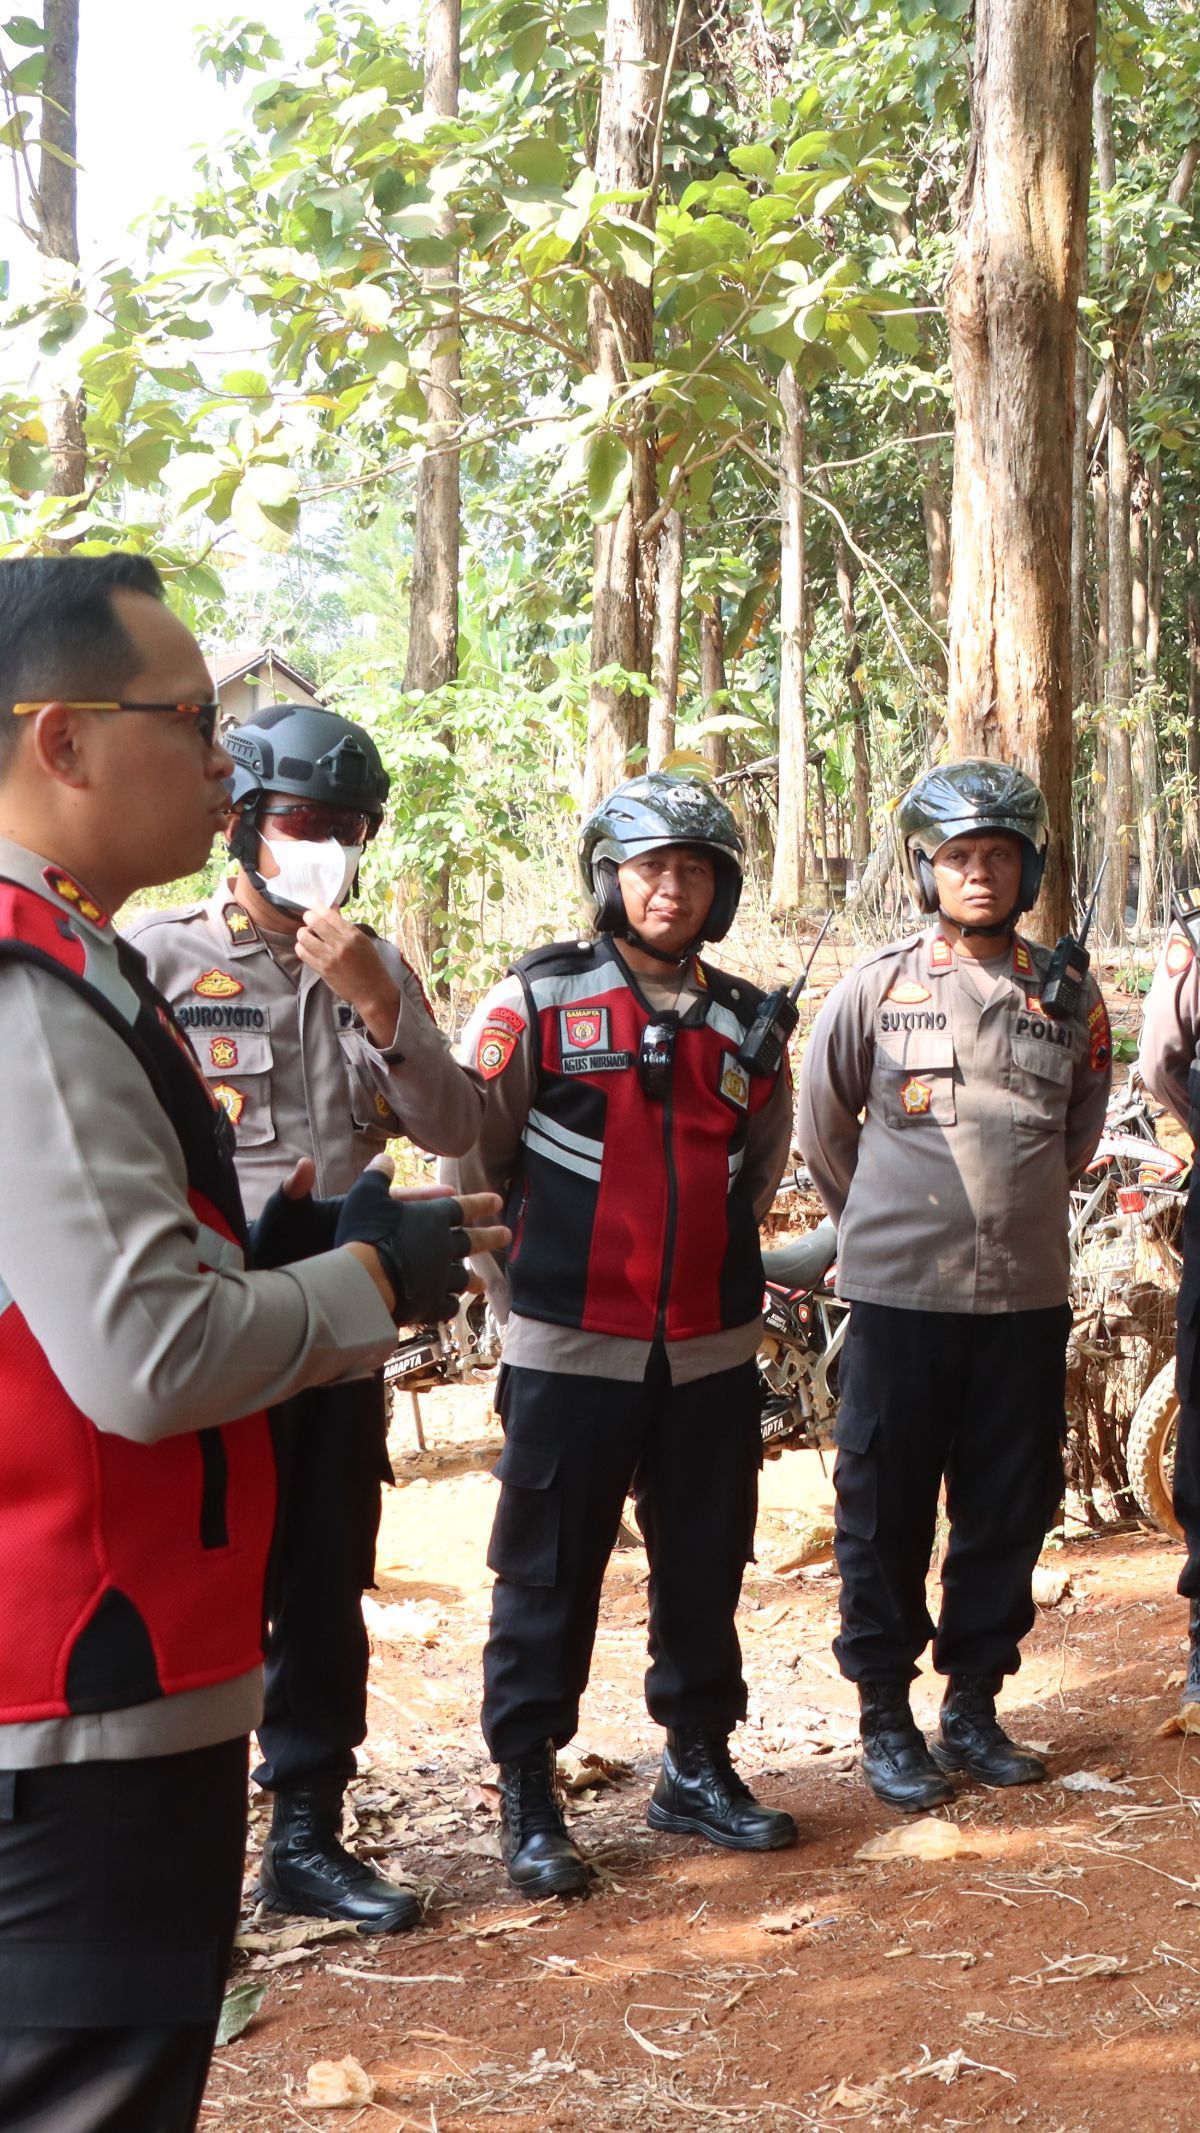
[193, 968, 244, 1000]
[719, 1055, 750, 1110]
[41, 867, 108, 929]
[887, 979, 931, 1005]
[560, 1006, 609, 1053]
[209, 1036, 239, 1070]
[478, 1019, 521, 1079]
[211, 1082, 245, 1125]
[900, 1077, 933, 1116]
[1167, 932, 1195, 977]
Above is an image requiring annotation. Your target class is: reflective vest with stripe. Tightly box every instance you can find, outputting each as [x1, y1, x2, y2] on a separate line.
[506, 939, 777, 1341]
[0, 877, 276, 1724]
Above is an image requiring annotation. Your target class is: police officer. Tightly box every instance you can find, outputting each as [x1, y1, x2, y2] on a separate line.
[797, 761, 1111, 1811]
[1137, 913, 1200, 1709]
[127, 705, 484, 1934]
[0, 553, 505, 2131]
[442, 774, 798, 1898]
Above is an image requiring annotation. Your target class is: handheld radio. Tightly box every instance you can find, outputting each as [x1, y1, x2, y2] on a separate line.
[739, 910, 835, 1077]
[1040, 859, 1107, 1023]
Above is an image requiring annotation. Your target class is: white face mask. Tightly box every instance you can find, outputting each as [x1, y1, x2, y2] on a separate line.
[260, 839, 361, 914]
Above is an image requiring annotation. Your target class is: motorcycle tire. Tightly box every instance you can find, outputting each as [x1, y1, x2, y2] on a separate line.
[1125, 1360, 1183, 1541]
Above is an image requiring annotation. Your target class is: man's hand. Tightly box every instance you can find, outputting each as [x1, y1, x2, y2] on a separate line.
[296, 906, 402, 1046]
[337, 1157, 509, 1324]
[249, 1159, 342, 1270]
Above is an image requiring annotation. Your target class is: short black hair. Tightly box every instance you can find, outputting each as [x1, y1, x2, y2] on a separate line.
[0, 553, 166, 773]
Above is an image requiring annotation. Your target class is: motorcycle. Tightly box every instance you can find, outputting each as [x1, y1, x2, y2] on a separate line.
[384, 1293, 503, 1448]
[758, 1209, 844, 1458]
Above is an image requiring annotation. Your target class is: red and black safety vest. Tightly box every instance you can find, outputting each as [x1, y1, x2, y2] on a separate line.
[506, 939, 776, 1341]
[0, 873, 276, 1725]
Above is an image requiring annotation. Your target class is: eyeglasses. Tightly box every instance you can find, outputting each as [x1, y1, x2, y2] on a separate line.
[637, 1018, 678, 1102]
[258, 802, 372, 847]
[12, 699, 221, 747]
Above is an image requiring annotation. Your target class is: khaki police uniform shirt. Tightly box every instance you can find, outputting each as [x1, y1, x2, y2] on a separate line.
[0, 836, 399, 1768]
[440, 957, 795, 1385]
[796, 927, 1112, 1314]
[1138, 923, 1200, 1132]
[126, 883, 485, 1216]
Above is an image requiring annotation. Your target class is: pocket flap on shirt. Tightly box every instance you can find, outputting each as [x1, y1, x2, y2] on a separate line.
[491, 1436, 560, 1490]
[197, 1030, 273, 1079]
[1012, 1032, 1074, 1084]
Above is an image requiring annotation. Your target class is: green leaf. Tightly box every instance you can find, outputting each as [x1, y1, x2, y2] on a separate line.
[215, 1979, 267, 2048]
[730, 143, 778, 181]
[508, 139, 569, 187]
[341, 282, 392, 331]
[2, 15, 44, 46]
[864, 176, 909, 214]
[244, 461, 299, 508]
[230, 480, 299, 553]
[585, 431, 631, 522]
[7, 436, 52, 491]
[221, 369, 271, 400]
[813, 174, 852, 217]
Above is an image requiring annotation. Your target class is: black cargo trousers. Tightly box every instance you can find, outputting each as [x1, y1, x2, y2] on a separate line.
[481, 1346, 762, 1763]
[831, 1300, 1072, 1684]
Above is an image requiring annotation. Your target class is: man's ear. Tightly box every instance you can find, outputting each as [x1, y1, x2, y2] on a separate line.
[31, 702, 89, 789]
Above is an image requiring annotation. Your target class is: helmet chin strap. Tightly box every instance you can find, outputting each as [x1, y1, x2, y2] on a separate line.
[939, 901, 1023, 940]
[622, 924, 697, 965]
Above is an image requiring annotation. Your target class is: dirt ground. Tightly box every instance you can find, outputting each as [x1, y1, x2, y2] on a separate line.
[204, 1374, 1200, 2133]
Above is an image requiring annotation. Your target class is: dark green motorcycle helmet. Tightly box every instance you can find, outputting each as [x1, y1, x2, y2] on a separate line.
[225, 703, 391, 903]
[897, 757, 1049, 919]
[578, 772, 745, 952]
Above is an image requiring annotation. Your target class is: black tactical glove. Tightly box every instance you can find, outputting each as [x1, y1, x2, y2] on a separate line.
[333, 1168, 470, 1326]
[249, 1185, 342, 1271]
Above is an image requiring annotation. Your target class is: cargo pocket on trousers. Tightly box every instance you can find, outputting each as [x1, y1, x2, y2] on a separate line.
[486, 1435, 561, 1587]
[831, 1405, 879, 1542]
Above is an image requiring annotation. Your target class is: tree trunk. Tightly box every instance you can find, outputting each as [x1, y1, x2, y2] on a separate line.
[699, 599, 728, 778]
[648, 507, 683, 768]
[403, 0, 461, 980]
[1101, 360, 1135, 938]
[835, 536, 872, 870]
[582, 0, 669, 811]
[34, 0, 85, 499]
[915, 433, 950, 688]
[944, 0, 1096, 942]
[1070, 334, 1090, 702]
[1090, 462, 1110, 881]
[1130, 457, 1159, 933]
[769, 365, 808, 917]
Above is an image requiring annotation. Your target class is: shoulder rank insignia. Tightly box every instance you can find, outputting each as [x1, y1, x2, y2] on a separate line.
[41, 867, 108, 929]
[211, 1082, 245, 1125]
[1167, 932, 1194, 978]
[1013, 940, 1034, 978]
[928, 937, 953, 972]
[223, 902, 257, 943]
[193, 968, 244, 1000]
[209, 1036, 238, 1070]
[887, 979, 931, 1005]
[901, 1077, 933, 1115]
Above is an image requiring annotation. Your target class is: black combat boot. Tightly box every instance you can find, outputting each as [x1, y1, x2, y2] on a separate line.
[858, 1681, 955, 1811]
[647, 1728, 798, 1851]
[258, 1780, 422, 1932]
[498, 1744, 591, 1899]
[1183, 1599, 1200, 1710]
[931, 1674, 1047, 1787]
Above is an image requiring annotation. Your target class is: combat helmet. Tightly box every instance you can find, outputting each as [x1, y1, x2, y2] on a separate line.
[578, 772, 745, 952]
[896, 758, 1049, 917]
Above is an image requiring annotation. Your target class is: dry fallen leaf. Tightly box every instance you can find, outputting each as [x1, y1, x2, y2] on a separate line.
[361, 1594, 442, 1645]
[1032, 1566, 1072, 1607]
[826, 2076, 891, 2111]
[236, 1918, 358, 1955]
[1057, 1769, 1133, 1796]
[856, 1818, 979, 1864]
[756, 1906, 815, 1935]
[462, 1832, 503, 1860]
[558, 1751, 632, 1794]
[1157, 1701, 1200, 1737]
[459, 1911, 553, 1940]
[305, 2055, 376, 2108]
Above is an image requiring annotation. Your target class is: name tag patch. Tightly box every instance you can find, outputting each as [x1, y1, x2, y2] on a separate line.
[1015, 1012, 1073, 1050]
[177, 1003, 268, 1031]
[560, 1006, 609, 1053]
[719, 1055, 750, 1110]
[560, 1049, 632, 1074]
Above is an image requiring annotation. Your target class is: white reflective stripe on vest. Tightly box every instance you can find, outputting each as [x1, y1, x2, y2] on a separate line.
[705, 999, 746, 1046]
[522, 1106, 605, 1183]
[195, 1223, 245, 1275]
[527, 962, 629, 1012]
